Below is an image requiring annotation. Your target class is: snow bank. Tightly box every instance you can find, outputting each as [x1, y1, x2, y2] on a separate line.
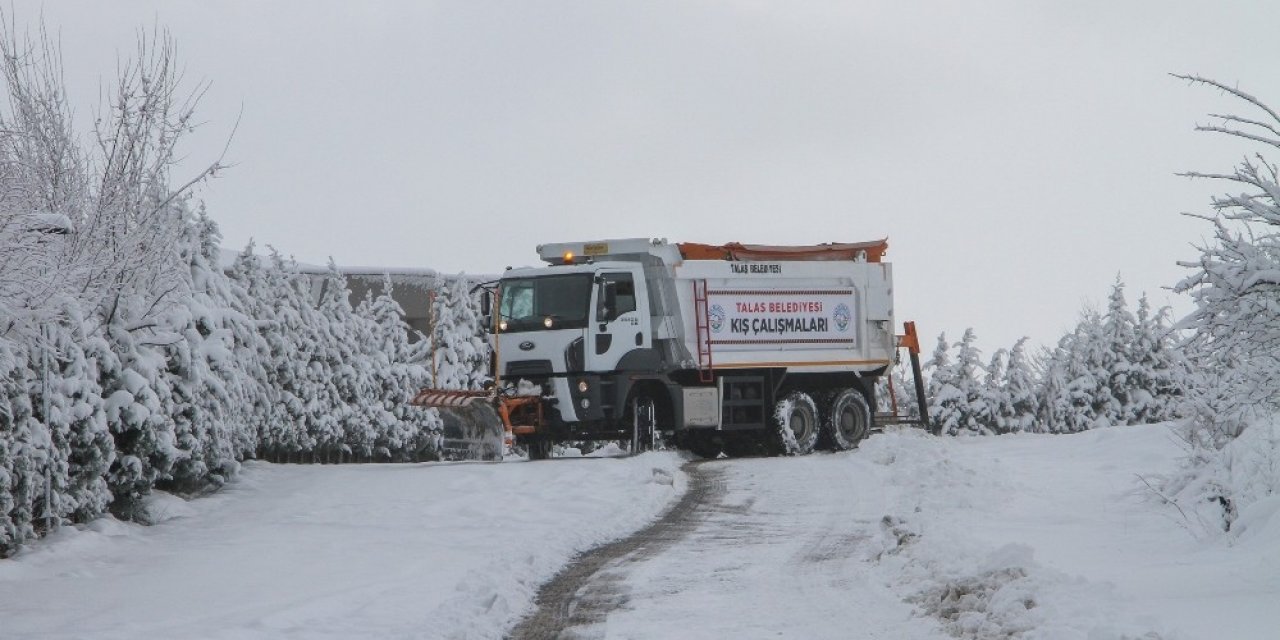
[1167, 418, 1280, 539]
[859, 427, 1193, 639]
[1220, 420, 1280, 507]
[0, 453, 686, 640]
[140, 491, 198, 524]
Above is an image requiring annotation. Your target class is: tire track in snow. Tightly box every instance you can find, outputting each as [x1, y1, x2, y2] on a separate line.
[509, 452, 941, 639]
[508, 461, 721, 640]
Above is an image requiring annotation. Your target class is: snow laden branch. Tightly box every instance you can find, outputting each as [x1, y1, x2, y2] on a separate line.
[0, 19, 234, 345]
[1164, 75, 1280, 532]
[1173, 75, 1280, 228]
[77, 27, 234, 335]
[1173, 75, 1280, 442]
[0, 19, 86, 336]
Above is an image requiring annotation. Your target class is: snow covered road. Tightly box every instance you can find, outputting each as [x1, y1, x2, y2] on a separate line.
[512, 456, 939, 639]
[3, 425, 1278, 639]
[511, 426, 1279, 639]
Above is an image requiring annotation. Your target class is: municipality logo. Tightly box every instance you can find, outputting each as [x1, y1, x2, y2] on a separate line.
[709, 304, 726, 333]
[833, 303, 851, 332]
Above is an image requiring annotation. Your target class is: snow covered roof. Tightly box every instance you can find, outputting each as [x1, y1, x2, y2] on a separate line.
[17, 212, 73, 234]
[216, 246, 493, 285]
[294, 264, 441, 280]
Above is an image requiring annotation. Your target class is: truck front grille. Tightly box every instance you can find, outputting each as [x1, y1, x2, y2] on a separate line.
[506, 360, 554, 377]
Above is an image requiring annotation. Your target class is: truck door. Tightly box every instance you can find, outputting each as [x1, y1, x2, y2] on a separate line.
[588, 269, 650, 371]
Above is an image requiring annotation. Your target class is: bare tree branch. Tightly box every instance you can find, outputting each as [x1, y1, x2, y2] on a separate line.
[1173, 74, 1280, 130]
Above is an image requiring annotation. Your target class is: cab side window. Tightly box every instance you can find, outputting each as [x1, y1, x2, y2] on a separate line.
[598, 273, 637, 321]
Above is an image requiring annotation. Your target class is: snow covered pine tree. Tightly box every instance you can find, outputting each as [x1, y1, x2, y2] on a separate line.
[927, 329, 990, 436]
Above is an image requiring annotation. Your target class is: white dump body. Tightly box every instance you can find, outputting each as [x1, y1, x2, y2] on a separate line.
[674, 259, 895, 374]
[532, 237, 897, 376]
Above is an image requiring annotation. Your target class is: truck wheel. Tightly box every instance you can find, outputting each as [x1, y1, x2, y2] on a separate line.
[629, 395, 657, 454]
[527, 438, 553, 460]
[825, 388, 870, 451]
[772, 391, 820, 456]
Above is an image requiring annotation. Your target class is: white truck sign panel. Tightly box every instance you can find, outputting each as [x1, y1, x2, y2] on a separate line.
[706, 289, 858, 350]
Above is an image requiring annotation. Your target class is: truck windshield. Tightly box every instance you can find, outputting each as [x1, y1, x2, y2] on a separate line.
[498, 274, 593, 332]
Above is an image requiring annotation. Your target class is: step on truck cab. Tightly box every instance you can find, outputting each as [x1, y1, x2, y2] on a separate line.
[478, 237, 897, 459]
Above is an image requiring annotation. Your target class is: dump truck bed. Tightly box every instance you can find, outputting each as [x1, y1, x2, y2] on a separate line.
[673, 258, 895, 374]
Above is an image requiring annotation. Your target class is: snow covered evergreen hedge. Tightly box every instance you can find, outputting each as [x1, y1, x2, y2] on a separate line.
[0, 207, 484, 555]
[915, 279, 1185, 436]
[0, 26, 486, 556]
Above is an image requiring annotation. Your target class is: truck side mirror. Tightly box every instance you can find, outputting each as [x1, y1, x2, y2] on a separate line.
[598, 281, 619, 323]
[479, 291, 494, 333]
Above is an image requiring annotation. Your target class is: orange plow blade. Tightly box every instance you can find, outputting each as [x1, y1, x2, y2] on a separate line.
[410, 388, 546, 442]
[409, 388, 494, 408]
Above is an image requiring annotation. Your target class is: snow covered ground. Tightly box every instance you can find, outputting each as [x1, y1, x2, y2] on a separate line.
[0, 453, 686, 639]
[2, 424, 1277, 639]
[858, 425, 1280, 639]
[582, 425, 1279, 639]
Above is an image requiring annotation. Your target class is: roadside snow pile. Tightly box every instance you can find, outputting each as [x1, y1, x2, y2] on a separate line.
[1165, 419, 1280, 538]
[0, 453, 686, 640]
[906, 544, 1050, 639]
[892, 541, 1162, 640]
[859, 428, 1183, 639]
[586, 442, 630, 458]
[139, 491, 198, 524]
[556, 442, 630, 458]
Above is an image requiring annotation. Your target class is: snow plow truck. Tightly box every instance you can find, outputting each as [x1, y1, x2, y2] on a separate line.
[412, 238, 926, 459]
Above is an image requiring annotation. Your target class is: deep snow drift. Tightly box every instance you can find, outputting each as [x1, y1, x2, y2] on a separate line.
[2, 425, 1277, 639]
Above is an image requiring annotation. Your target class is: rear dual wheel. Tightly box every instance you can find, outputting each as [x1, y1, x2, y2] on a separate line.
[824, 388, 871, 451]
[772, 391, 820, 456]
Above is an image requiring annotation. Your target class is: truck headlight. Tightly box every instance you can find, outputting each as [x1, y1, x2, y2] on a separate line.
[580, 398, 590, 409]
[543, 316, 554, 329]
[498, 319, 508, 331]
[577, 379, 589, 393]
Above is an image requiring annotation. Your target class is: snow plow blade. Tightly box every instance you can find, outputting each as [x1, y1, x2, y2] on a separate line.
[411, 389, 505, 460]
[411, 388, 548, 455]
[409, 389, 494, 408]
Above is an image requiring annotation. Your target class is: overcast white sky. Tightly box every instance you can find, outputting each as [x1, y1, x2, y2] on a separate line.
[13, 1, 1280, 353]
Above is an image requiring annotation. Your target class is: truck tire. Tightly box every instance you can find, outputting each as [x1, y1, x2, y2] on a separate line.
[628, 395, 657, 454]
[825, 387, 870, 451]
[772, 391, 820, 456]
